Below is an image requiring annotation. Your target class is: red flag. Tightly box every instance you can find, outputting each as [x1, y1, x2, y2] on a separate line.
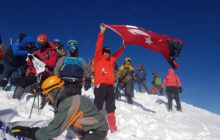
[106, 24, 183, 69]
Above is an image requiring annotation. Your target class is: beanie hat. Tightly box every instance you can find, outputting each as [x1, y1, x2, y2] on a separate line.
[102, 47, 111, 55]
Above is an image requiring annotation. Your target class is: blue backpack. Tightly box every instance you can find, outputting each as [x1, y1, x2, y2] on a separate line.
[60, 56, 83, 79]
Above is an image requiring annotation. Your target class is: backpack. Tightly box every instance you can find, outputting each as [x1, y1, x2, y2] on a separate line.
[60, 56, 83, 80]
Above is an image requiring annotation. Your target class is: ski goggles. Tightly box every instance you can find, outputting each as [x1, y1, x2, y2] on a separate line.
[68, 45, 77, 51]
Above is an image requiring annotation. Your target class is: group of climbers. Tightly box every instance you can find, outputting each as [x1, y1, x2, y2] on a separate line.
[0, 23, 183, 140]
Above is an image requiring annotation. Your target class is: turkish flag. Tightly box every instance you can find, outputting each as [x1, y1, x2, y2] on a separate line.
[106, 24, 183, 69]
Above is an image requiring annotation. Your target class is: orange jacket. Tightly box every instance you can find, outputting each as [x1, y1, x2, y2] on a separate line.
[162, 68, 181, 88]
[94, 32, 124, 86]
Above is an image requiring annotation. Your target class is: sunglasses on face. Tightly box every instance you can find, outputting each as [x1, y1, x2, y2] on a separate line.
[68, 45, 76, 51]
[37, 38, 44, 42]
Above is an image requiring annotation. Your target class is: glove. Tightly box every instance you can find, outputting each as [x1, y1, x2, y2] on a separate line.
[28, 47, 37, 53]
[84, 77, 91, 91]
[28, 54, 34, 60]
[33, 54, 41, 60]
[0, 79, 8, 87]
[179, 87, 182, 93]
[31, 84, 42, 94]
[10, 126, 39, 139]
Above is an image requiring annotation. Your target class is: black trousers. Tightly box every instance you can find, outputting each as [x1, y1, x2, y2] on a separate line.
[94, 84, 116, 113]
[81, 130, 107, 140]
[166, 86, 182, 110]
[17, 73, 49, 88]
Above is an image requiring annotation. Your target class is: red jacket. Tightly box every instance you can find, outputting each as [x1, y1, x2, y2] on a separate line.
[0, 45, 4, 59]
[162, 68, 181, 88]
[0, 49, 4, 59]
[94, 32, 124, 86]
[26, 42, 58, 75]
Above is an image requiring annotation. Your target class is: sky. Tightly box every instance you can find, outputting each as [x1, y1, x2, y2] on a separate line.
[0, 0, 220, 114]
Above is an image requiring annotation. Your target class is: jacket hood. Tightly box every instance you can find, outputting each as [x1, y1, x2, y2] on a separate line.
[168, 68, 175, 75]
[21, 36, 35, 47]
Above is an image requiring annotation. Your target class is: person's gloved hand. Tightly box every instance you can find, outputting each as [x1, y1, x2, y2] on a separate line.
[10, 126, 39, 139]
[179, 87, 182, 93]
[28, 47, 37, 53]
[28, 54, 34, 60]
[33, 54, 41, 60]
[0, 79, 8, 87]
[84, 77, 91, 91]
[31, 84, 42, 94]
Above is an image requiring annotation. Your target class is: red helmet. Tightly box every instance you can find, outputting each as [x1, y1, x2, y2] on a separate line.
[37, 34, 48, 43]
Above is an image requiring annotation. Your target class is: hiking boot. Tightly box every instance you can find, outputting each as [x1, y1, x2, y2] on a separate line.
[168, 108, 173, 112]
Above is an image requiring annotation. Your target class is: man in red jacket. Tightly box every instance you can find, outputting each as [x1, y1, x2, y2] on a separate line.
[93, 24, 125, 133]
[162, 68, 182, 111]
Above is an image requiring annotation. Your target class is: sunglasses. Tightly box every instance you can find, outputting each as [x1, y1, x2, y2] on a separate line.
[37, 38, 44, 42]
[68, 45, 76, 51]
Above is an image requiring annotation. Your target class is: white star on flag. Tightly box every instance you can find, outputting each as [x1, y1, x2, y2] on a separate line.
[145, 37, 153, 45]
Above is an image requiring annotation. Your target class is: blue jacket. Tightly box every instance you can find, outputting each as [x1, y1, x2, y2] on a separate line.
[135, 69, 146, 81]
[12, 36, 35, 56]
[3, 36, 36, 67]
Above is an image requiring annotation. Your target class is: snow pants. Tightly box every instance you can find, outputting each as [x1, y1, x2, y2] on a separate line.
[119, 79, 134, 104]
[154, 85, 163, 95]
[137, 80, 151, 94]
[80, 130, 107, 140]
[0, 60, 25, 88]
[0, 61, 16, 82]
[166, 86, 182, 111]
[94, 84, 116, 113]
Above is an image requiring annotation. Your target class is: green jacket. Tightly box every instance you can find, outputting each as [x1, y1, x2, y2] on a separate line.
[152, 74, 162, 86]
[35, 95, 108, 140]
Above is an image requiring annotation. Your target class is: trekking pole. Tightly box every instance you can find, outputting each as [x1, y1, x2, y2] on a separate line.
[29, 74, 42, 119]
[36, 74, 42, 112]
[37, 94, 40, 112]
[29, 95, 37, 119]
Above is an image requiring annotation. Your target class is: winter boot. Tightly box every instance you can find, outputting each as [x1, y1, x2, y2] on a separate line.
[0, 78, 8, 88]
[13, 86, 25, 99]
[107, 112, 117, 133]
[127, 94, 133, 104]
[4, 84, 12, 91]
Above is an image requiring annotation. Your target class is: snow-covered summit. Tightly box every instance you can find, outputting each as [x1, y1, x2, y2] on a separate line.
[0, 89, 220, 140]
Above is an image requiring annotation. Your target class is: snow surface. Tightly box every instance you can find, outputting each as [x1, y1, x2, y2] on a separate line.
[0, 89, 220, 140]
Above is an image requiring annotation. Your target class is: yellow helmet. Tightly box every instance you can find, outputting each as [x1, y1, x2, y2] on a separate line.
[125, 57, 131, 62]
[41, 76, 64, 95]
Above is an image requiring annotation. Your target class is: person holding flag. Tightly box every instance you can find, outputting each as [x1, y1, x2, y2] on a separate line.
[93, 23, 126, 133]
